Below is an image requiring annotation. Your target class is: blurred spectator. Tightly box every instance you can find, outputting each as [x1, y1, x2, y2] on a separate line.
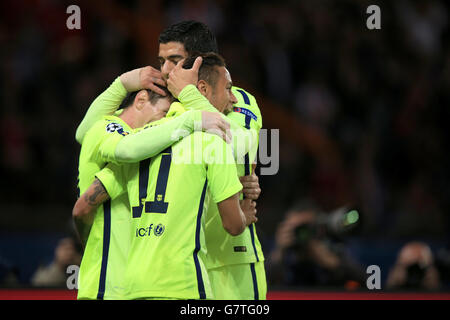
[386, 241, 440, 290]
[266, 201, 365, 289]
[31, 237, 81, 288]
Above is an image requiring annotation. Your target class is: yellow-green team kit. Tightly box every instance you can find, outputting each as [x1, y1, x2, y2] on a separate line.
[96, 128, 243, 299]
[75, 77, 266, 299]
[76, 79, 204, 299]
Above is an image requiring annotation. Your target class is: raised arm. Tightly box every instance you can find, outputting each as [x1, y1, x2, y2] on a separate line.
[75, 66, 166, 144]
[165, 58, 259, 160]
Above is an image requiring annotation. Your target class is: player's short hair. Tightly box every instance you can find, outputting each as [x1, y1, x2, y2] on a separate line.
[119, 85, 174, 109]
[159, 20, 218, 55]
[182, 52, 226, 87]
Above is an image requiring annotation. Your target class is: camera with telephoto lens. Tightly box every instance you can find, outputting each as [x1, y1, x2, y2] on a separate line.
[403, 263, 428, 288]
[293, 207, 360, 247]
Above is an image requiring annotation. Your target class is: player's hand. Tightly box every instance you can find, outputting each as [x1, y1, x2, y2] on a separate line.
[120, 66, 167, 96]
[167, 56, 202, 98]
[201, 111, 231, 143]
[240, 199, 257, 226]
[240, 165, 261, 200]
[139, 66, 167, 96]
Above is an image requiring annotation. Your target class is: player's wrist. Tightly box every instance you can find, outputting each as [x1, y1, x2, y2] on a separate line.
[119, 68, 141, 92]
[192, 110, 203, 132]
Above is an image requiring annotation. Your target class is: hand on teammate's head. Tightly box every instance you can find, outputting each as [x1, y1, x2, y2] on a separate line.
[139, 66, 167, 96]
[167, 56, 203, 98]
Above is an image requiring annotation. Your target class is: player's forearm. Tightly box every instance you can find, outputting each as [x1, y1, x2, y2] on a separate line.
[75, 77, 128, 144]
[72, 179, 110, 247]
[217, 194, 247, 236]
[223, 211, 246, 236]
[73, 217, 91, 249]
[72, 199, 95, 248]
[119, 68, 142, 92]
[111, 110, 202, 163]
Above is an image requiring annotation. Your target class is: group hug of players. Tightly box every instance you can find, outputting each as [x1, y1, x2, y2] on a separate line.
[73, 20, 267, 300]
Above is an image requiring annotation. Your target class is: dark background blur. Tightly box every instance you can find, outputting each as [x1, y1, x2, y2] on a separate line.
[0, 0, 449, 291]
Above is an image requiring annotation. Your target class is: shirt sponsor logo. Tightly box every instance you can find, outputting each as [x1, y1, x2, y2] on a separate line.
[154, 223, 165, 236]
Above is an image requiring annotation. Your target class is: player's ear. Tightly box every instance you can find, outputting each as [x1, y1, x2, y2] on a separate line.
[197, 80, 209, 97]
[134, 90, 149, 111]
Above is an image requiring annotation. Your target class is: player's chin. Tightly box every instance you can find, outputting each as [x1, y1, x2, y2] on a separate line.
[223, 106, 232, 115]
[156, 113, 166, 120]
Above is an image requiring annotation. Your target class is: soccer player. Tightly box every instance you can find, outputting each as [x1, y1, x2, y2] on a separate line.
[158, 20, 266, 300]
[74, 20, 265, 299]
[76, 53, 257, 299]
[74, 67, 230, 300]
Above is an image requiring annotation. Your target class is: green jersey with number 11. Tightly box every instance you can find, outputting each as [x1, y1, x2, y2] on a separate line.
[96, 126, 243, 299]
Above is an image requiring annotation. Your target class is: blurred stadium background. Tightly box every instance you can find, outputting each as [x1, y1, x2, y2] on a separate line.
[1, 0, 450, 298]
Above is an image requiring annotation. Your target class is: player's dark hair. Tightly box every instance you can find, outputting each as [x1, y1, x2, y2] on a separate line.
[119, 85, 174, 109]
[159, 20, 218, 54]
[182, 52, 226, 87]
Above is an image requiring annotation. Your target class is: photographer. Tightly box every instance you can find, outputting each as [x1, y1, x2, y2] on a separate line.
[386, 241, 440, 290]
[266, 202, 365, 288]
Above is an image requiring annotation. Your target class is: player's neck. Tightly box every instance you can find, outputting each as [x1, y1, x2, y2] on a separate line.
[119, 108, 139, 129]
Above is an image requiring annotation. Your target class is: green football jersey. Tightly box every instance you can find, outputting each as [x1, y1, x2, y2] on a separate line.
[204, 86, 265, 269]
[76, 77, 127, 144]
[77, 103, 205, 299]
[96, 131, 242, 300]
[77, 115, 133, 300]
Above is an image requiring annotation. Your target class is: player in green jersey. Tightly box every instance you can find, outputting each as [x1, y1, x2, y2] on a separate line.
[74, 20, 265, 300]
[75, 53, 258, 299]
[75, 86, 174, 300]
[74, 67, 231, 300]
[158, 20, 267, 300]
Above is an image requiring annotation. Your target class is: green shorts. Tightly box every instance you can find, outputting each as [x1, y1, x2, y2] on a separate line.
[208, 261, 267, 300]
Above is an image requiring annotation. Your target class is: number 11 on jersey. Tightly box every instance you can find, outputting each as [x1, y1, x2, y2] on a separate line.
[132, 148, 172, 218]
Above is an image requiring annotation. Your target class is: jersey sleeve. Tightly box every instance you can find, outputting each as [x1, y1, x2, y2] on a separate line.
[76, 77, 128, 144]
[95, 163, 127, 200]
[98, 110, 202, 164]
[205, 134, 243, 203]
[178, 84, 217, 113]
[229, 87, 262, 130]
[227, 87, 262, 169]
